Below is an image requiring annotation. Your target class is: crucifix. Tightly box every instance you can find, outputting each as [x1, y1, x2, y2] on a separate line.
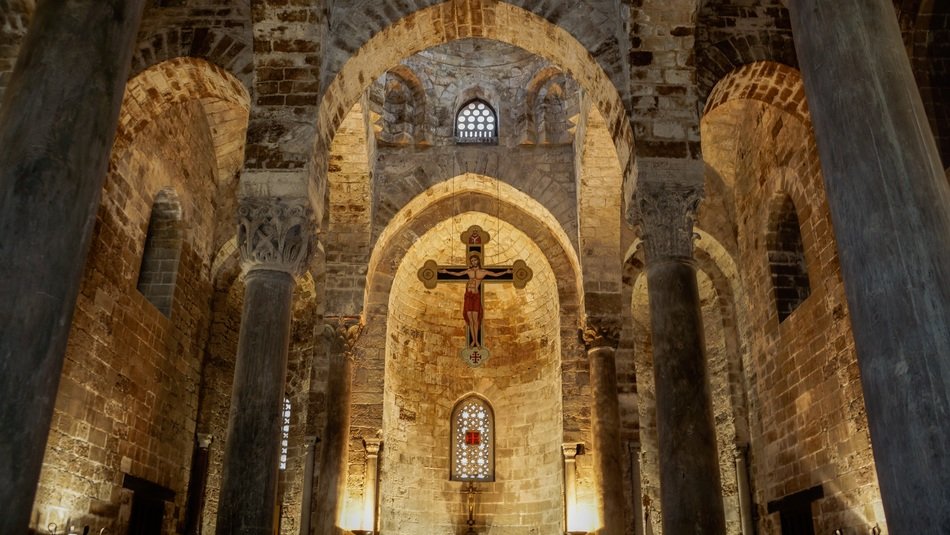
[418, 225, 533, 367]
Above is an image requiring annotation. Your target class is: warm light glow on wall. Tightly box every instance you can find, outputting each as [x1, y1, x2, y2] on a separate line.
[341, 499, 365, 531]
[567, 500, 598, 533]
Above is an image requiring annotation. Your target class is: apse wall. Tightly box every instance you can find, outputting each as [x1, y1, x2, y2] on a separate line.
[380, 213, 564, 535]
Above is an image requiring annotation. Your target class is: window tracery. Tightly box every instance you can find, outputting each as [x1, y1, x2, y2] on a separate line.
[450, 395, 495, 481]
[455, 99, 497, 144]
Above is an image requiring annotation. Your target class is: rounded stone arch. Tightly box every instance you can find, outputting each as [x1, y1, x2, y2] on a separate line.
[129, 26, 254, 89]
[368, 173, 582, 290]
[695, 3, 798, 104]
[115, 56, 250, 185]
[364, 191, 582, 323]
[378, 64, 428, 145]
[314, 0, 635, 199]
[703, 61, 811, 128]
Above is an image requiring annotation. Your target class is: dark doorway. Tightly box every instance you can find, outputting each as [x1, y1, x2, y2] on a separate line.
[123, 474, 175, 535]
[767, 485, 823, 535]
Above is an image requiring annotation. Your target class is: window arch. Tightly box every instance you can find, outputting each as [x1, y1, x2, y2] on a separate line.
[136, 187, 182, 316]
[450, 395, 495, 481]
[455, 99, 498, 144]
[767, 194, 811, 322]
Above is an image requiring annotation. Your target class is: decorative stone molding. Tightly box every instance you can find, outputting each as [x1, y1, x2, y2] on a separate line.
[323, 315, 364, 356]
[237, 197, 314, 275]
[634, 181, 703, 262]
[561, 442, 583, 461]
[582, 317, 621, 350]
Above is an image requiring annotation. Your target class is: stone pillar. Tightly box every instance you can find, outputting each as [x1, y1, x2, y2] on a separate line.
[184, 434, 215, 535]
[734, 446, 754, 535]
[562, 443, 581, 531]
[627, 442, 644, 535]
[787, 1, 950, 531]
[0, 2, 147, 531]
[299, 435, 319, 535]
[362, 438, 382, 532]
[636, 181, 725, 535]
[583, 320, 625, 535]
[215, 198, 313, 535]
[314, 317, 361, 535]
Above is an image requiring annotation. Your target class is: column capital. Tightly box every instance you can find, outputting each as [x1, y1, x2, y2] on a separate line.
[562, 442, 583, 460]
[363, 437, 382, 456]
[197, 433, 214, 449]
[237, 197, 315, 276]
[323, 315, 365, 356]
[582, 317, 621, 350]
[634, 181, 703, 262]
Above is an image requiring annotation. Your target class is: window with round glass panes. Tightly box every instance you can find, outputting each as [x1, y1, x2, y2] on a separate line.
[450, 395, 495, 481]
[455, 99, 498, 144]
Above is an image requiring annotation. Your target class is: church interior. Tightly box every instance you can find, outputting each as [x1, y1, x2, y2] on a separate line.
[1, 1, 948, 534]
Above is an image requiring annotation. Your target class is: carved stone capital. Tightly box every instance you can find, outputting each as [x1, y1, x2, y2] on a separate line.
[562, 442, 582, 461]
[237, 197, 314, 276]
[582, 317, 621, 350]
[363, 438, 382, 457]
[323, 315, 364, 356]
[634, 181, 703, 262]
[196, 433, 214, 449]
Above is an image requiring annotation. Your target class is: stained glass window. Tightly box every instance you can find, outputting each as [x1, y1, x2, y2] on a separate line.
[455, 99, 498, 144]
[450, 396, 495, 481]
[280, 397, 291, 470]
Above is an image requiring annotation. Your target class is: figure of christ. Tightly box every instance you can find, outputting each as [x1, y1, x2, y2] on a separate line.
[439, 254, 512, 348]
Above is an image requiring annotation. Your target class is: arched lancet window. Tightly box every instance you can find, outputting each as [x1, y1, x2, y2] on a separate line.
[455, 99, 498, 144]
[450, 395, 495, 481]
[136, 188, 182, 316]
[767, 194, 811, 322]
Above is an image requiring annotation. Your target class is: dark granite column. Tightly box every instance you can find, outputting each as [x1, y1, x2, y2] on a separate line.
[584, 321, 626, 535]
[636, 182, 725, 535]
[0, 1, 146, 531]
[314, 317, 360, 535]
[216, 198, 313, 535]
[787, 1, 950, 531]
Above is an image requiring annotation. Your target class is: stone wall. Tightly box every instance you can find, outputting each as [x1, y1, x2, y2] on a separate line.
[31, 98, 221, 533]
[723, 94, 886, 534]
[379, 215, 565, 535]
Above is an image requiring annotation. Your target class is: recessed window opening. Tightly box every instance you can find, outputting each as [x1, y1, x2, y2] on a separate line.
[768, 195, 811, 322]
[455, 99, 498, 144]
[450, 395, 495, 481]
[136, 188, 183, 316]
[280, 397, 291, 470]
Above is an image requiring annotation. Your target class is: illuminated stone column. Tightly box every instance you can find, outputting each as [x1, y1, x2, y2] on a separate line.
[787, 1, 950, 530]
[362, 438, 382, 532]
[636, 181, 725, 535]
[0, 1, 147, 531]
[562, 442, 582, 531]
[584, 320, 625, 535]
[216, 198, 314, 535]
[314, 317, 361, 535]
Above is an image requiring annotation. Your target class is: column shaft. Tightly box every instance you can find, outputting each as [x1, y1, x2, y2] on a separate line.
[0, 1, 146, 531]
[216, 269, 295, 534]
[314, 350, 354, 534]
[647, 258, 725, 534]
[788, 1, 950, 531]
[589, 346, 625, 535]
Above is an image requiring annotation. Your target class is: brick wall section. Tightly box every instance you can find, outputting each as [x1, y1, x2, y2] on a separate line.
[695, 0, 796, 104]
[725, 96, 886, 533]
[244, 0, 326, 169]
[32, 99, 220, 533]
[133, 2, 253, 87]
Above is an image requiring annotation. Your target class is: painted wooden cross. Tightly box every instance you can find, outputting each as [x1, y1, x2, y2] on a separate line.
[418, 225, 532, 367]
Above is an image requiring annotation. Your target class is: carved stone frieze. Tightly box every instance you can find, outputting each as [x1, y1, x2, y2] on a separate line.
[582, 316, 621, 350]
[634, 181, 703, 262]
[237, 197, 314, 275]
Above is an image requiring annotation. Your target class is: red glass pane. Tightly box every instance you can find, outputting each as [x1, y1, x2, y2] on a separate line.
[465, 430, 481, 445]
